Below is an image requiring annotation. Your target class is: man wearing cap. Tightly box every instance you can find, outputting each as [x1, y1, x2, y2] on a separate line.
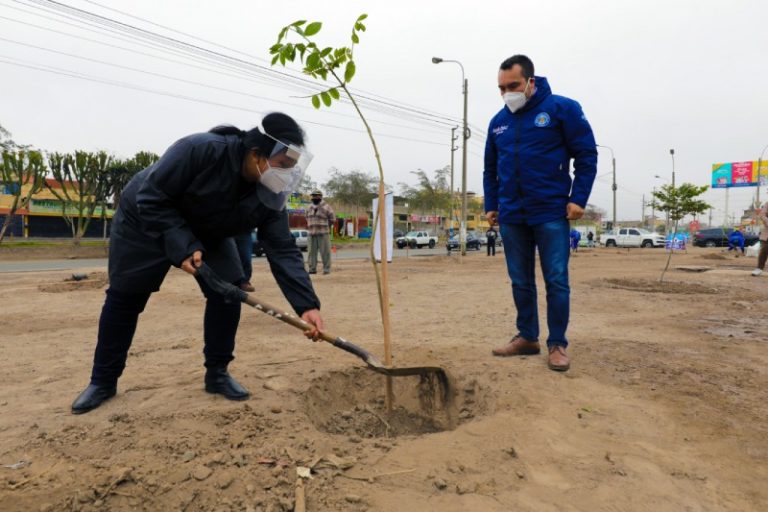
[306, 190, 335, 275]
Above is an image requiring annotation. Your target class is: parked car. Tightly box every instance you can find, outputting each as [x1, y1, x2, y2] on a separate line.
[600, 227, 665, 248]
[396, 230, 438, 249]
[290, 229, 309, 251]
[251, 229, 265, 257]
[693, 228, 759, 248]
[446, 233, 482, 251]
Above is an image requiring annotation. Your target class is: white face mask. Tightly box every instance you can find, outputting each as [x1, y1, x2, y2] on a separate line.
[259, 162, 302, 194]
[503, 79, 532, 113]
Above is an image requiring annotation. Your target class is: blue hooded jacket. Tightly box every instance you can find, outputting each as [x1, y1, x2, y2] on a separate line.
[484, 76, 598, 225]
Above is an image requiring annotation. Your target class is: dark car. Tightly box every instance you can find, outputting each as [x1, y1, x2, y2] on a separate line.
[446, 233, 482, 251]
[693, 228, 759, 248]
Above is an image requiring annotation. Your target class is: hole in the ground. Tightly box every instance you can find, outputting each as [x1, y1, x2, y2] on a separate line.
[303, 368, 491, 438]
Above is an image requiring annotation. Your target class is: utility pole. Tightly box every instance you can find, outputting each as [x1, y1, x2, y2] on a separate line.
[651, 186, 656, 231]
[642, 194, 646, 228]
[597, 145, 616, 230]
[450, 126, 458, 235]
[460, 77, 469, 256]
[758, 143, 768, 205]
[708, 207, 712, 227]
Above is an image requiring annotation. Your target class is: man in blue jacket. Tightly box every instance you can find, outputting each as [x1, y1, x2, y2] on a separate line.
[484, 55, 597, 372]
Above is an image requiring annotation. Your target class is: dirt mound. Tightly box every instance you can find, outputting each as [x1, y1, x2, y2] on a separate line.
[698, 253, 728, 260]
[602, 277, 717, 294]
[38, 272, 108, 293]
[303, 369, 491, 438]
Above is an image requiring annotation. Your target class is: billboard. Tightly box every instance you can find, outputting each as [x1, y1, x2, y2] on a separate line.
[712, 160, 768, 188]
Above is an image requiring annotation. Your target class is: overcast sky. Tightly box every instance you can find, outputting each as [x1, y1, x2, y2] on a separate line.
[1, 0, 767, 224]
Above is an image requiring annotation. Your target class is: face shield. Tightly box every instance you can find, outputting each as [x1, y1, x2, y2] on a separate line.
[255, 128, 314, 211]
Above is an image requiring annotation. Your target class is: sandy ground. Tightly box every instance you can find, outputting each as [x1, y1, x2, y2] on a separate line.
[1, 246, 767, 511]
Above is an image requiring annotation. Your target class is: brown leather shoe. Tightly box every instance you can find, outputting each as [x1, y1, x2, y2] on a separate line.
[547, 345, 570, 371]
[492, 335, 540, 357]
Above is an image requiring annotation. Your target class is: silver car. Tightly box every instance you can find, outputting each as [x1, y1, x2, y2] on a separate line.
[290, 229, 309, 251]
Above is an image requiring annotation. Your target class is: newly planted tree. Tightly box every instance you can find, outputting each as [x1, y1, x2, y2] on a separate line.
[649, 183, 710, 282]
[46, 151, 112, 245]
[269, 14, 401, 405]
[0, 149, 46, 243]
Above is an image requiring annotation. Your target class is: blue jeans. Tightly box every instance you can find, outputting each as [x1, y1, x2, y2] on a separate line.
[500, 219, 571, 347]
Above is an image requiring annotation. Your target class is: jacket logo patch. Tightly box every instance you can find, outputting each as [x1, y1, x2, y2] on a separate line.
[492, 124, 509, 135]
[534, 112, 551, 127]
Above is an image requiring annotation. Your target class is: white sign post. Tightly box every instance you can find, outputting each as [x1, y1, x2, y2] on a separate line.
[372, 193, 394, 262]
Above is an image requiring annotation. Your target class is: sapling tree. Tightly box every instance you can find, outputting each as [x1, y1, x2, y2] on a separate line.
[650, 183, 710, 282]
[270, 14, 401, 406]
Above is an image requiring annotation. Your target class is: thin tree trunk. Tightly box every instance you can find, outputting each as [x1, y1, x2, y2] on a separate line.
[659, 219, 679, 283]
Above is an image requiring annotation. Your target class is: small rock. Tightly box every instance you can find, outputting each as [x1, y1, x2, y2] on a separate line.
[192, 465, 213, 481]
[182, 451, 196, 462]
[434, 478, 447, 490]
[93, 500, 103, 507]
[348, 435, 362, 444]
[217, 475, 235, 489]
[246, 484, 255, 494]
[455, 482, 476, 495]
[503, 447, 518, 458]
[344, 494, 362, 504]
[340, 411, 353, 420]
[515, 470, 525, 479]
[39, 504, 53, 512]
[270, 406, 282, 414]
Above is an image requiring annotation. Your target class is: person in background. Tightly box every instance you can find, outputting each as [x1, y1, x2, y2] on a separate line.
[727, 227, 745, 255]
[305, 190, 335, 275]
[752, 202, 768, 276]
[486, 226, 498, 256]
[483, 54, 597, 372]
[586, 230, 595, 248]
[570, 228, 581, 253]
[234, 232, 255, 291]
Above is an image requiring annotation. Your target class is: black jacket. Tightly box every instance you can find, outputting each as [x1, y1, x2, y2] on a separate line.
[116, 132, 320, 315]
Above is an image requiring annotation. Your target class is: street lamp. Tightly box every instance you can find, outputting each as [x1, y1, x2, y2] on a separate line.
[432, 56, 469, 256]
[596, 144, 616, 230]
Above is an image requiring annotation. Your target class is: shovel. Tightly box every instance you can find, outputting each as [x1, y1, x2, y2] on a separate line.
[195, 263, 451, 402]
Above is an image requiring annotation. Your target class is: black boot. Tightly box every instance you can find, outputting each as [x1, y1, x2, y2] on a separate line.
[204, 367, 250, 401]
[71, 383, 117, 414]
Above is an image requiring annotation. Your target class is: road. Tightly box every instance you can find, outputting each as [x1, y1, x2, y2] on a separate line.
[0, 246, 500, 273]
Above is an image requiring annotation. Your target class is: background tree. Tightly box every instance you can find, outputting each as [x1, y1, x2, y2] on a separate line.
[45, 151, 112, 245]
[297, 173, 318, 196]
[0, 124, 15, 151]
[650, 182, 710, 282]
[398, 166, 451, 233]
[0, 149, 46, 243]
[582, 203, 606, 224]
[323, 167, 377, 235]
[106, 151, 159, 210]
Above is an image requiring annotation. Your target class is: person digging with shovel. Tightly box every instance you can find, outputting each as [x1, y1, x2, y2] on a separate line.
[71, 113, 325, 414]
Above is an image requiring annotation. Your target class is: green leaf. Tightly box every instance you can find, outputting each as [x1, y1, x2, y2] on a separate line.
[351, 33, 359, 44]
[320, 90, 332, 107]
[305, 22, 322, 36]
[344, 60, 356, 83]
[358, 24, 366, 32]
[311, 95, 321, 109]
[357, 13, 368, 21]
[278, 26, 288, 41]
[271, 54, 280, 66]
[318, 69, 328, 80]
[320, 47, 332, 58]
[306, 52, 320, 70]
[291, 20, 307, 27]
[329, 88, 340, 100]
[269, 43, 282, 54]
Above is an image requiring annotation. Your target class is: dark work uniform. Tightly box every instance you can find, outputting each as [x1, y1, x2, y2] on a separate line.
[486, 228, 498, 256]
[91, 132, 319, 385]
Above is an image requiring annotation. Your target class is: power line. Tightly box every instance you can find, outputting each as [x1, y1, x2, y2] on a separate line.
[11, 0, 472, 128]
[0, 55, 456, 149]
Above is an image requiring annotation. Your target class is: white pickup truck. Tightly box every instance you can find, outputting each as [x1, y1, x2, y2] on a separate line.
[396, 230, 438, 249]
[600, 227, 666, 248]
